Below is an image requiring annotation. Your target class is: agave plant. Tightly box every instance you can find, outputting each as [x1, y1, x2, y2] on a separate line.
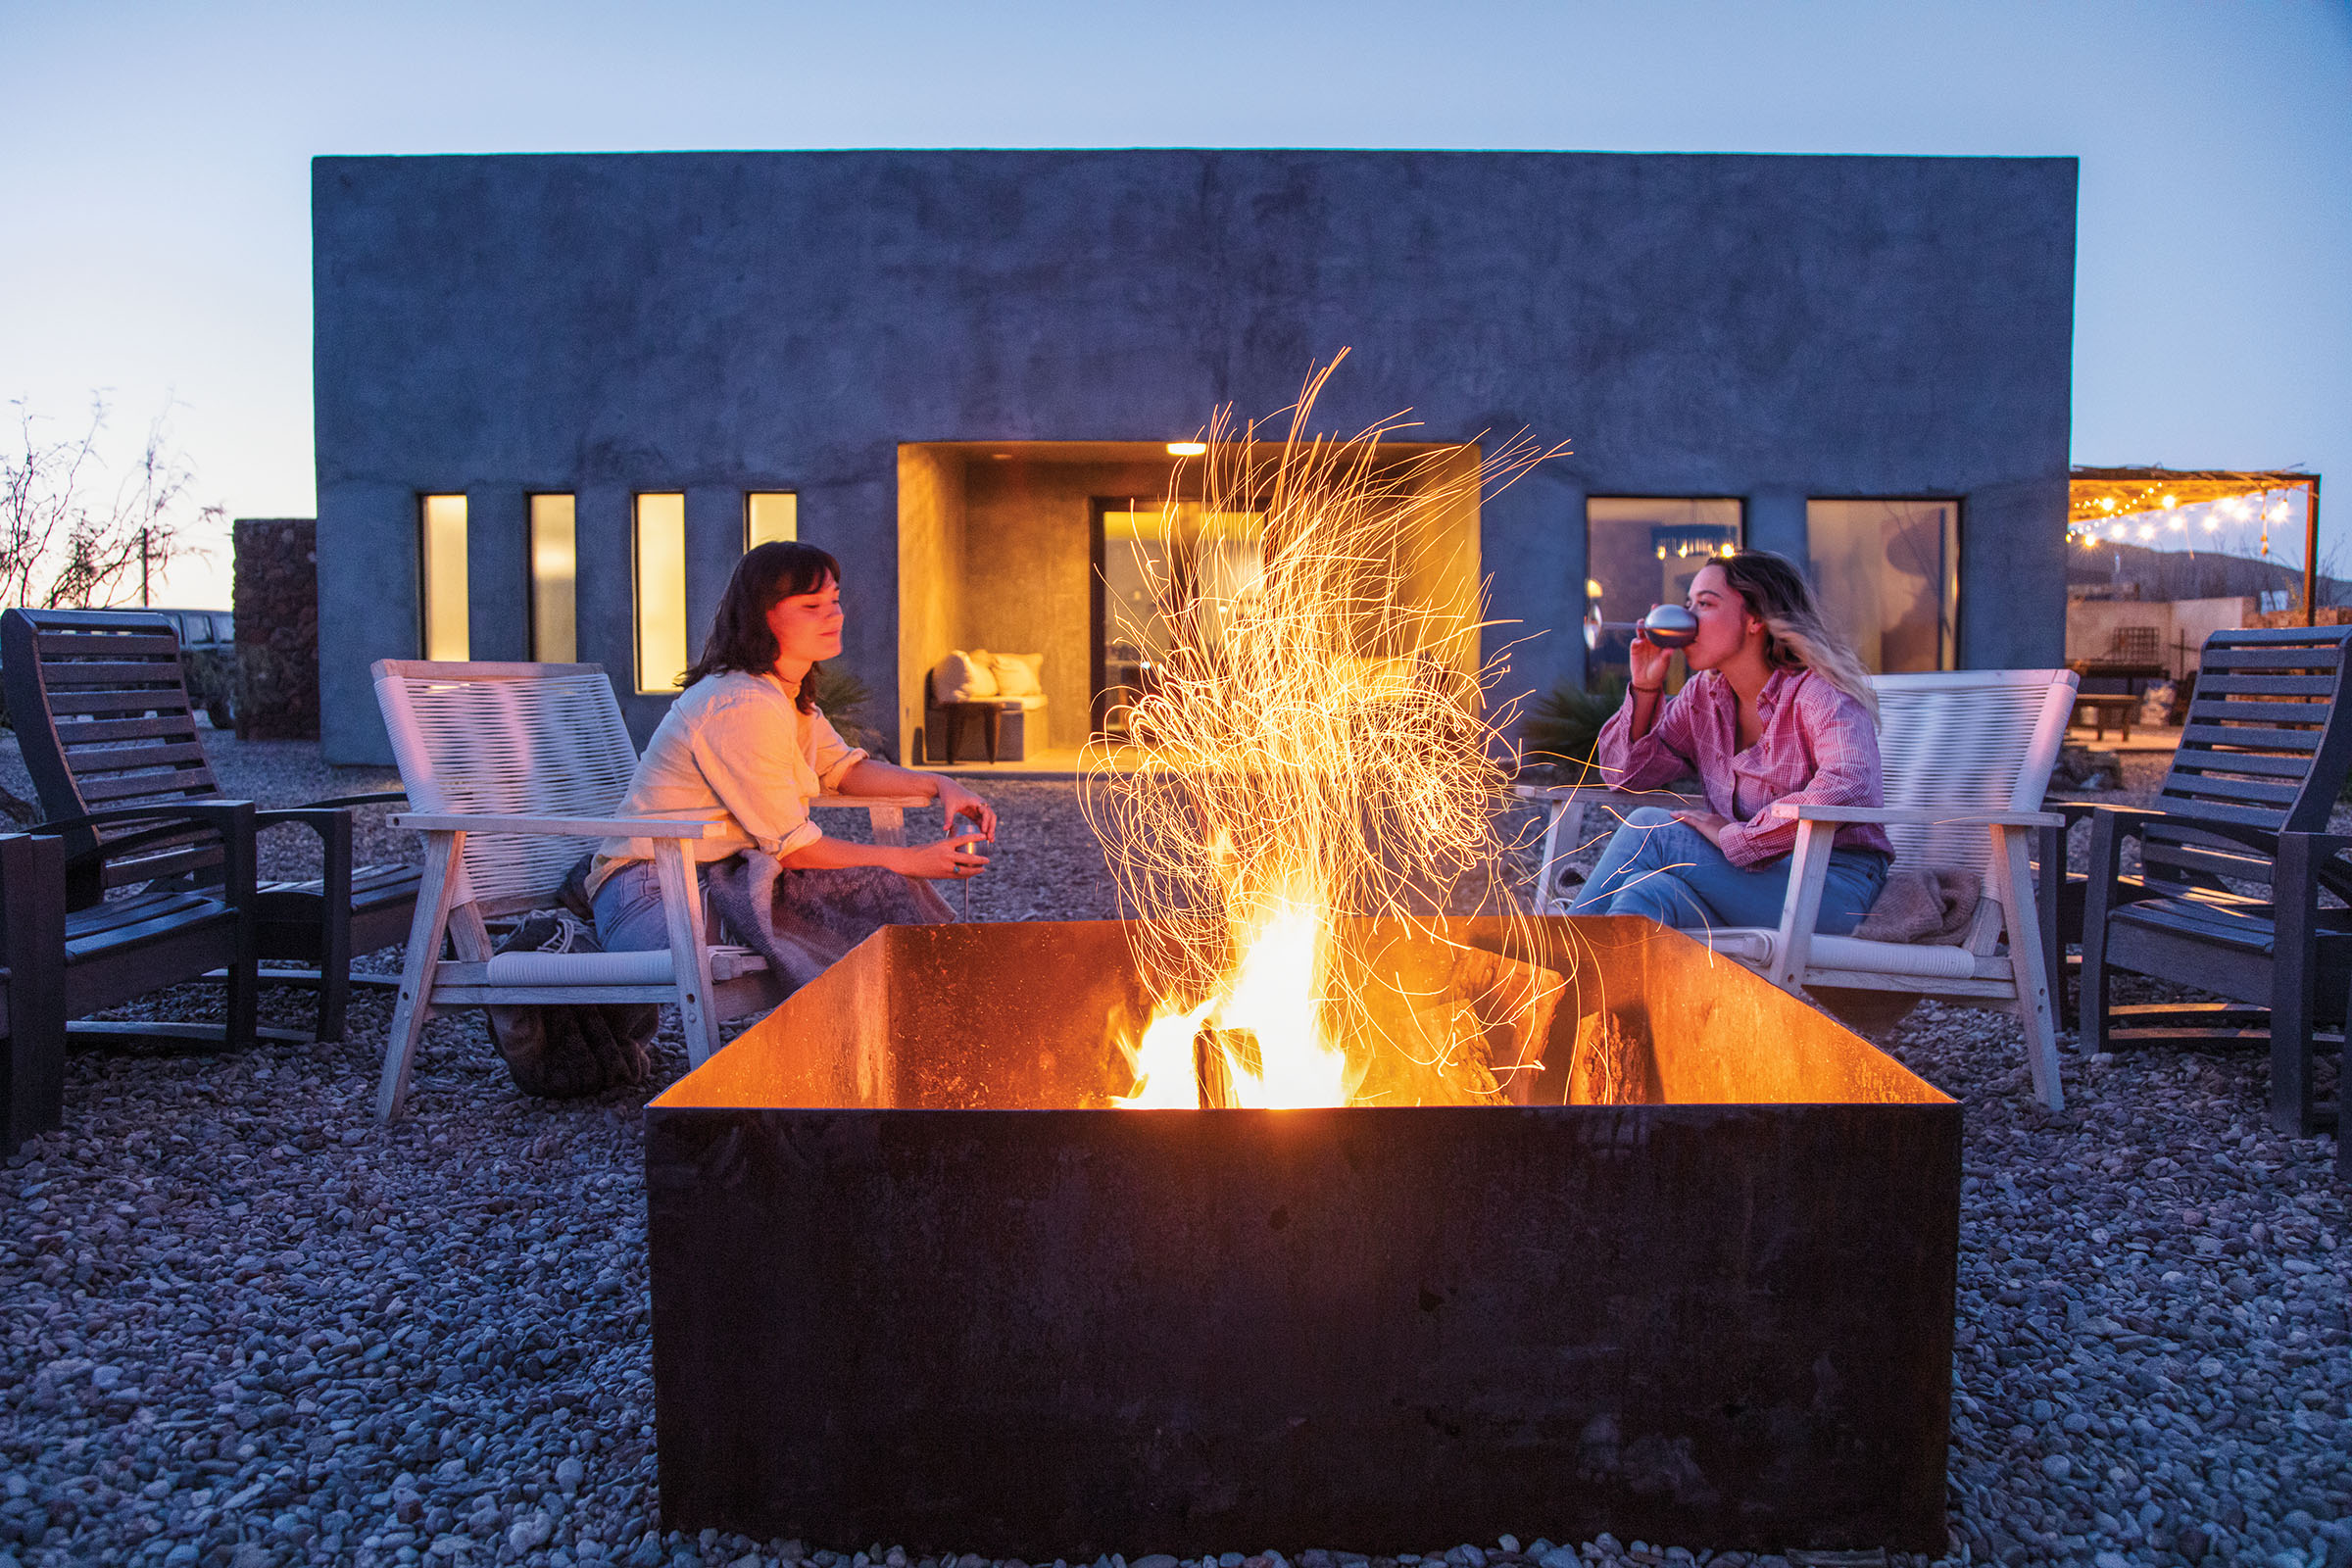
[810, 663, 882, 753]
[1518, 671, 1627, 782]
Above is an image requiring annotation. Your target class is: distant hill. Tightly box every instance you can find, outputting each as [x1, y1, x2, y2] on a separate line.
[2068, 540, 2348, 605]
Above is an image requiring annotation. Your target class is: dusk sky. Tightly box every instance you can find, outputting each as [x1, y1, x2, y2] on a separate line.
[5, 0, 2347, 607]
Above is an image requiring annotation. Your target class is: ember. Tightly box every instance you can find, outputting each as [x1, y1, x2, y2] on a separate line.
[1086, 356, 1565, 1108]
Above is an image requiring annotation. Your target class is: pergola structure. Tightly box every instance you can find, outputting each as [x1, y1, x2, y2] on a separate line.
[2070, 466, 2326, 622]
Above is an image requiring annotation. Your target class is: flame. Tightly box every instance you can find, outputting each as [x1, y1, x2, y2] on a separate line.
[1088, 354, 1565, 1108]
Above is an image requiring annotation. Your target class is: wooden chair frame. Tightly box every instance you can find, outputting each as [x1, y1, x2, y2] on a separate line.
[1522, 668, 2079, 1109]
[371, 660, 928, 1120]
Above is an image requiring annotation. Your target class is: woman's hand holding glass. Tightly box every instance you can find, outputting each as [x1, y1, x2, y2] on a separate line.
[1628, 621, 1674, 694]
[902, 833, 991, 880]
[936, 777, 997, 842]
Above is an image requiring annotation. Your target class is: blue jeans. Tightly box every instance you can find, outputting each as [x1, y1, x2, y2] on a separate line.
[1565, 807, 1889, 933]
[591, 859, 686, 953]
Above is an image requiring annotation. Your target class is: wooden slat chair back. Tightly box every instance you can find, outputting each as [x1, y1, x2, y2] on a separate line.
[370, 660, 927, 1120]
[2135, 626, 2352, 904]
[1, 609, 229, 902]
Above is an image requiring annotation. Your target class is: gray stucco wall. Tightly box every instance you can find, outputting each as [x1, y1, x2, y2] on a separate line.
[314, 149, 2077, 763]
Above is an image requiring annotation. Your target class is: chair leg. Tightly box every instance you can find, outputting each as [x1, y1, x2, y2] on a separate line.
[317, 812, 355, 1043]
[1999, 828, 2064, 1113]
[377, 833, 462, 1122]
[654, 841, 723, 1068]
[1, 835, 69, 1152]
[2271, 834, 2320, 1137]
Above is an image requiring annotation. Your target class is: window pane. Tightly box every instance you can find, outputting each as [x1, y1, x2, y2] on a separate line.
[529, 494, 577, 663]
[1583, 498, 1742, 689]
[1807, 500, 1958, 673]
[419, 494, 468, 662]
[747, 492, 798, 549]
[634, 493, 688, 693]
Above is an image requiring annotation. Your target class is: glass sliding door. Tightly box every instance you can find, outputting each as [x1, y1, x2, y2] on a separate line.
[1092, 500, 1265, 736]
[1807, 499, 1958, 673]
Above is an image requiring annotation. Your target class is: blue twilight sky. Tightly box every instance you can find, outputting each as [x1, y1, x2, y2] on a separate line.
[4, 0, 2348, 607]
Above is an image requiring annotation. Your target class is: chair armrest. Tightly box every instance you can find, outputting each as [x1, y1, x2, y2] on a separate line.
[32, 799, 261, 837]
[1514, 783, 1703, 807]
[390, 812, 733, 839]
[300, 790, 409, 810]
[1768, 804, 2064, 828]
[813, 793, 932, 809]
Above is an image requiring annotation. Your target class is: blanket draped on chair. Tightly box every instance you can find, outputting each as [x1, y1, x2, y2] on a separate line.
[707, 853, 956, 995]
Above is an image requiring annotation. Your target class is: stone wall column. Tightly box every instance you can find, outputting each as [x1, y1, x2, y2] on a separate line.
[232, 517, 319, 740]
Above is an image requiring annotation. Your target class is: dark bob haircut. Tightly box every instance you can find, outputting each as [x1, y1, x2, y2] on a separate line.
[681, 541, 842, 710]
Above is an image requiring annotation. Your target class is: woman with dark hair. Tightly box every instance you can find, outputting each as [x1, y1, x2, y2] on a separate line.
[588, 541, 994, 984]
[1567, 549, 1891, 933]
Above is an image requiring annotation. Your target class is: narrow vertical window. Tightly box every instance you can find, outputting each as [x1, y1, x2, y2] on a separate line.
[747, 492, 798, 549]
[634, 492, 688, 693]
[529, 494, 577, 663]
[419, 494, 468, 662]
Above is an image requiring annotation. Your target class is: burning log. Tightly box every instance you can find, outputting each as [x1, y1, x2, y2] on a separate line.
[1569, 1008, 1648, 1105]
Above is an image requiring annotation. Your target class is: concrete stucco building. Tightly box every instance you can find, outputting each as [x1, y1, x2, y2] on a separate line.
[313, 149, 2077, 765]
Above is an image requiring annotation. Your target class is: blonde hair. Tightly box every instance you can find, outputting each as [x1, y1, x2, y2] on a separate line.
[1713, 550, 1880, 723]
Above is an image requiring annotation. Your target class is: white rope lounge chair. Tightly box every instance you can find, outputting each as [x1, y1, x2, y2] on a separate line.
[1521, 667, 2080, 1110]
[370, 660, 927, 1120]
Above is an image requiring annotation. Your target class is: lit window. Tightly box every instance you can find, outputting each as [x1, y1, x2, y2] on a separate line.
[1583, 498, 1742, 690]
[529, 494, 577, 664]
[1807, 500, 1958, 672]
[419, 495, 468, 662]
[747, 492, 798, 549]
[634, 493, 688, 694]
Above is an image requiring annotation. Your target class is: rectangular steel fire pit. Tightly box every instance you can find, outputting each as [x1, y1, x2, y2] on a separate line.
[645, 917, 1958, 1556]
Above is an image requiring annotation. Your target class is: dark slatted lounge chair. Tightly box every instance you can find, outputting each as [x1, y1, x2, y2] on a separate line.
[2074, 624, 2352, 1149]
[1, 608, 416, 1043]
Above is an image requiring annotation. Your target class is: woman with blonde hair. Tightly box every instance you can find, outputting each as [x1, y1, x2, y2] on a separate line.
[1567, 549, 1891, 932]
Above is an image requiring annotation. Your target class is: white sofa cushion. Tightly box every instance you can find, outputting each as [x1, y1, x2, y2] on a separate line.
[931, 650, 999, 702]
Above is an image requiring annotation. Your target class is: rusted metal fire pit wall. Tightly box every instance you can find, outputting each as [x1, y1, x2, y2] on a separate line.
[645, 917, 1958, 1557]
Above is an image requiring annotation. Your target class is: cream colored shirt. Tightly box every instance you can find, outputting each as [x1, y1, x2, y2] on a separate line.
[588, 670, 868, 897]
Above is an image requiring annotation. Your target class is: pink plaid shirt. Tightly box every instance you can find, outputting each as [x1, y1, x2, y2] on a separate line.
[1595, 667, 1893, 869]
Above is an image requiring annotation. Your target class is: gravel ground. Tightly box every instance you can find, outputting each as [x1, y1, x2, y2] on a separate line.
[0, 735, 2345, 1568]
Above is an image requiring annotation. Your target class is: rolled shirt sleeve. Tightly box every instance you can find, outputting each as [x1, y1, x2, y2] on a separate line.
[687, 691, 830, 858]
[1594, 683, 1704, 792]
